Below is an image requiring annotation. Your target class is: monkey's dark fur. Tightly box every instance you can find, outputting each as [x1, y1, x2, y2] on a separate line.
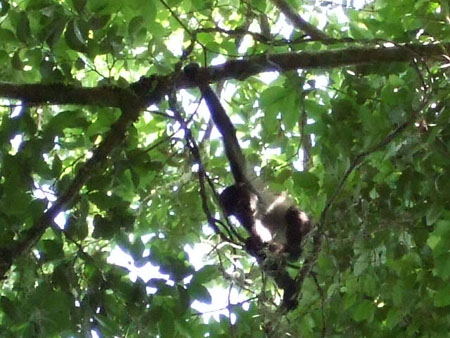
[184, 63, 310, 310]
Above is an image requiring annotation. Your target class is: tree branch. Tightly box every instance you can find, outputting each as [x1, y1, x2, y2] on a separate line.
[179, 43, 449, 86]
[0, 98, 142, 279]
[0, 43, 447, 107]
[0, 83, 131, 107]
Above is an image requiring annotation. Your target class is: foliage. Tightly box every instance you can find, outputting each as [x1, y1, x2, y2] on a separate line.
[0, 0, 449, 337]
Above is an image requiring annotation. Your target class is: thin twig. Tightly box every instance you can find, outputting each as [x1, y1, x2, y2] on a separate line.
[311, 271, 326, 338]
[159, 0, 192, 36]
[271, 0, 330, 40]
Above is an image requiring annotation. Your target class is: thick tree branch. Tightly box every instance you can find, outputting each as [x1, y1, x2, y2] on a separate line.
[0, 83, 131, 107]
[271, 0, 329, 40]
[179, 43, 449, 86]
[0, 43, 447, 108]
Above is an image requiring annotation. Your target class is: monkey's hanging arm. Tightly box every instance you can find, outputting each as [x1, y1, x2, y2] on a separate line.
[184, 64, 266, 257]
[183, 64, 250, 187]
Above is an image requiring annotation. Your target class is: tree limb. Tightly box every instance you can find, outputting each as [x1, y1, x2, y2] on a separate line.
[0, 98, 142, 279]
[0, 43, 447, 108]
[179, 43, 449, 86]
[0, 83, 131, 107]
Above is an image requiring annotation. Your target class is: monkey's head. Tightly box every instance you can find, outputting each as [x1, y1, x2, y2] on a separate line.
[219, 183, 256, 217]
[183, 63, 202, 83]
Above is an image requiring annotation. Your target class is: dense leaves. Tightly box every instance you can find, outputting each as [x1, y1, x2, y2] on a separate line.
[0, 0, 449, 337]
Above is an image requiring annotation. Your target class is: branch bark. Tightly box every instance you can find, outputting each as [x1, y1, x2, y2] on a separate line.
[0, 43, 447, 107]
[182, 43, 448, 86]
[0, 83, 131, 107]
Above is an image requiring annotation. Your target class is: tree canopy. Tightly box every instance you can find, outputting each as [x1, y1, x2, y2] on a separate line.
[0, 0, 449, 337]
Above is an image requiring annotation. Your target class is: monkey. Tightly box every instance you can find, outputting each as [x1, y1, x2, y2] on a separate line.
[219, 183, 310, 261]
[183, 63, 311, 309]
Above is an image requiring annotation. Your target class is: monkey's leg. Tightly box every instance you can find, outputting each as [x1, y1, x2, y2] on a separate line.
[273, 269, 298, 310]
[285, 206, 310, 260]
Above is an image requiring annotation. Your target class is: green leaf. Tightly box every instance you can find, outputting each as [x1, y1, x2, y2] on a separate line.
[45, 17, 67, 48]
[65, 19, 88, 52]
[72, 0, 87, 13]
[191, 265, 218, 284]
[167, 0, 182, 5]
[89, 15, 110, 30]
[0, 296, 19, 321]
[426, 203, 443, 225]
[45, 109, 89, 136]
[11, 51, 23, 70]
[434, 284, 450, 307]
[159, 312, 176, 338]
[0, 28, 15, 41]
[433, 253, 450, 280]
[427, 220, 450, 257]
[2, 190, 32, 216]
[134, 0, 157, 23]
[128, 16, 145, 36]
[293, 172, 319, 191]
[252, 0, 267, 11]
[51, 154, 62, 177]
[39, 239, 64, 261]
[260, 86, 286, 109]
[23, 0, 49, 10]
[353, 254, 369, 276]
[188, 283, 212, 304]
[88, 0, 122, 15]
[352, 300, 375, 322]
[16, 11, 31, 43]
[191, 0, 211, 11]
[385, 308, 403, 329]
[280, 92, 299, 130]
[176, 285, 190, 315]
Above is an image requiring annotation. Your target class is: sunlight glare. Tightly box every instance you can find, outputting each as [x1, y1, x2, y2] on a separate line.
[9, 134, 23, 154]
[11, 104, 22, 118]
[107, 246, 170, 284]
[191, 286, 248, 324]
[54, 212, 66, 229]
[273, 14, 293, 38]
[166, 29, 184, 56]
[259, 71, 279, 84]
[184, 242, 213, 270]
[33, 184, 57, 202]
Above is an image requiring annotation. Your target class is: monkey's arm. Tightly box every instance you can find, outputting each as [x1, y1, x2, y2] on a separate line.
[184, 64, 249, 185]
